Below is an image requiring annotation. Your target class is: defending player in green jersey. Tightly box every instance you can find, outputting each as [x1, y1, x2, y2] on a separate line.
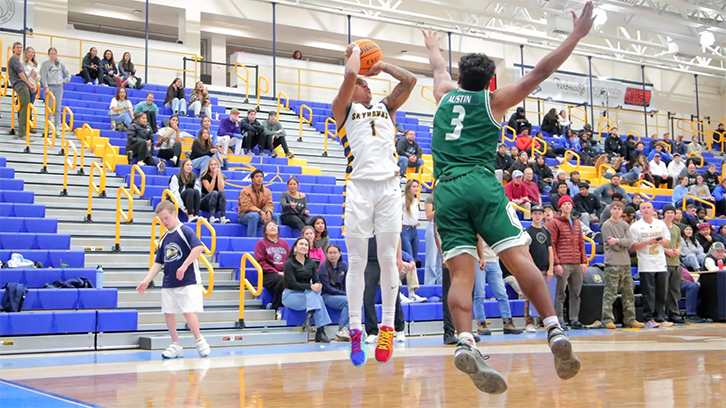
[422, 1, 595, 395]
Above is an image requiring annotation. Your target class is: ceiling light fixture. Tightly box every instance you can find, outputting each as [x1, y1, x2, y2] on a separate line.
[593, 8, 607, 27]
[699, 31, 715, 47]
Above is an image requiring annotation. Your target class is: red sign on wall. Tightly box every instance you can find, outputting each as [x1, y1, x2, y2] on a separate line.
[624, 87, 651, 107]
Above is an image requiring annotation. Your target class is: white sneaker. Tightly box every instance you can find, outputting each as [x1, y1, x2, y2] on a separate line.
[365, 334, 378, 344]
[399, 292, 412, 304]
[335, 328, 350, 341]
[171, 156, 178, 166]
[525, 324, 537, 333]
[409, 293, 427, 303]
[161, 343, 184, 359]
[209, 216, 219, 223]
[395, 331, 406, 343]
[195, 336, 211, 358]
[188, 215, 199, 223]
[659, 321, 674, 327]
[220, 216, 230, 224]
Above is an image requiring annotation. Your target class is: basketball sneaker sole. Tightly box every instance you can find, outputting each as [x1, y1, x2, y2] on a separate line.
[549, 334, 581, 380]
[454, 346, 508, 394]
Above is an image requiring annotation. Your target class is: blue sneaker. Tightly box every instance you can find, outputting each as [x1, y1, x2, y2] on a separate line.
[349, 329, 368, 367]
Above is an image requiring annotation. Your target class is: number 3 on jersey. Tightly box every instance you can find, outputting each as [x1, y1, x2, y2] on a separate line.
[446, 105, 466, 141]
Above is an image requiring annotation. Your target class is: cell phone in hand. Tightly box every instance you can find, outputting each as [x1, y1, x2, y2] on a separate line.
[655, 237, 663, 241]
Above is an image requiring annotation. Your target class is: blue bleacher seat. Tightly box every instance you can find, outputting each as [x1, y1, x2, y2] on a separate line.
[97, 310, 138, 332]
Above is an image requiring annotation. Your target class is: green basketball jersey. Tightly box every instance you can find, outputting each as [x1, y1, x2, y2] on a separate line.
[432, 89, 501, 180]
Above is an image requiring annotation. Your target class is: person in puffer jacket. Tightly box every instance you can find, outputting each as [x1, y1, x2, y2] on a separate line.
[126, 112, 163, 172]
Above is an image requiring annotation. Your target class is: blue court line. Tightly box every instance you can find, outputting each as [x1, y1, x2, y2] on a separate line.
[0, 378, 101, 408]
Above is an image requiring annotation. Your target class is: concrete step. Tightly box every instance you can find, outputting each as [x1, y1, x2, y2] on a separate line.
[118, 288, 243, 303]
[34, 195, 147, 211]
[138, 318, 287, 331]
[102, 269, 234, 283]
[14, 172, 125, 188]
[138, 308, 273, 324]
[58, 223, 156, 236]
[49, 208, 156, 224]
[108, 280, 240, 290]
[119, 299, 259, 309]
[85, 251, 166, 266]
[72, 235, 157, 250]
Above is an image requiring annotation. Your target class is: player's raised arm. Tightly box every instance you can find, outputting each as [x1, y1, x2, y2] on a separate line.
[366, 61, 417, 115]
[422, 28, 455, 104]
[490, 1, 595, 119]
[332, 43, 362, 123]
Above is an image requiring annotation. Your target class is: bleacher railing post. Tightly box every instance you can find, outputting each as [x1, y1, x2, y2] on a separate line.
[25, 104, 37, 153]
[195, 217, 216, 297]
[236, 253, 264, 329]
[9, 89, 17, 135]
[277, 92, 288, 117]
[59, 107, 74, 156]
[85, 162, 107, 222]
[234, 62, 250, 103]
[60, 140, 78, 197]
[41, 91, 57, 173]
[322, 117, 337, 157]
[114, 165, 146, 252]
[256, 76, 269, 111]
[298, 104, 312, 142]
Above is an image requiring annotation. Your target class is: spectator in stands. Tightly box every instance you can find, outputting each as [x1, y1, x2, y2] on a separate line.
[126, 112, 163, 172]
[40, 47, 70, 138]
[283, 237, 331, 343]
[673, 135, 688, 156]
[169, 158, 201, 222]
[507, 107, 531, 135]
[398, 250, 428, 304]
[164, 78, 186, 116]
[703, 241, 726, 272]
[680, 268, 703, 323]
[580, 130, 600, 156]
[713, 179, 726, 217]
[543, 204, 555, 228]
[264, 111, 293, 158]
[647, 144, 671, 163]
[674, 209, 687, 230]
[302, 226, 324, 265]
[630, 201, 672, 329]
[574, 182, 600, 228]
[550, 170, 566, 192]
[242, 109, 268, 156]
[80, 47, 101, 85]
[99, 50, 120, 87]
[567, 171, 581, 197]
[188, 81, 212, 118]
[558, 110, 571, 134]
[255, 220, 289, 312]
[401, 179, 420, 262]
[424, 190, 442, 285]
[550, 182, 569, 212]
[364, 236, 406, 345]
[23, 47, 39, 123]
[628, 193, 644, 214]
[667, 153, 685, 181]
[474, 237, 523, 336]
[156, 115, 187, 167]
[696, 222, 714, 253]
[629, 142, 647, 168]
[600, 193, 626, 223]
[532, 155, 554, 194]
[681, 225, 706, 270]
[548, 195, 588, 330]
[109, 87, 133, 131]
[648, 133, 660, 150]
[515, 128, 539, 153]
[520, 205, 553, 332]
[649, 153, 673, 188]
[523, 168, 542, 205]
[680, 163, 699, 187]
[599, 201, 642, 329]
[396, 130, 424, 179]
[662, 133, 676, 152]
[713, 123, 725, 140]
[509, 145, 519, 158]
[317, 244, 350, 341]
[634, 154, 655, 185]
[672, 176, 692, 208]
[509, 150, 530, 175]
[683, 204, 699, 230]
[703, 164, 720, 192]
[690, 175, 714, 208]
[280, 176, 311, 231]
[311, 216, 330, 253]
[190, 128, 223, 171]
[695, 207, 708, 226]
[134, 92, 159, 133]
[594, 174, 630, 206]
[495, 143, 514, 184]
[505, 170, 532, 219]
[541, 108, 561, 135]
[662, 204, 685, 324]
[200, 158, 228, 224]
[238, 169, 281, 237]
[687, 135, 705, 166]
[216, 108, 244, 155]
[118, 52, 143, 90]
[604, 127, 624, 158]
[623, 134, 638, 164]
[292, 50, 304, 60]
[564, 129, 588, 164]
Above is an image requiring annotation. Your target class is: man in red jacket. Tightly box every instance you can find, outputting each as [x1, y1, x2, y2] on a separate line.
[548, 196, 588, 330]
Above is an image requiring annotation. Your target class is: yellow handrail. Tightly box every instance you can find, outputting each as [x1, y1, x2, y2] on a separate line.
[415, 164, 434, 190]
[162, 188, 180, 211]
[627, 129, 642, 143]
[711, 131, 725, 154]
[84, 162, 107, 222]
[25, 104, 37, 152]
[688, 152, 704, 168]
[256, 76, 269, 108]
[677, 119, 695, 135]
[0, 73, 7, 98]
[596, 164, 617, 180]
[532, 136, 547, 157]
[634, 179, 656, 200]
[656, 140, 672, 153]
[277, 92, 289, 116]
[568, 105, 588, 128]
[61, 106, 74, 154]
[237, 253, 264, 328]
[78, 124, 94, 175]
[693, 121, 712, 152]
[322, 117, 337, 157]
[421, 86, 436, 105]
[512, 203, 531, 215]
[9, 90, 17, 133]
[195, 217, 216, 296]
[60, 140, 78, 196]
[103, 141, 116, 171]
[113, 164, 146, 252]
[682, 195, 715, 220]
[597, 117, 613, 141]
[583, 236, 596, 262]
[41, 91, 57, 173]
[563, 150, 581, 168]
[500, 125, 516, 144]
[298, 104, 312, 142]
[234, 62, 250, 102]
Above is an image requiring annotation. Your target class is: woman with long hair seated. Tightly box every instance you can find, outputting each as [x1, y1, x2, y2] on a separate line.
[169, 158, 201, 222]
[200, 157, 229, 224]
[283, 237, 331, 343]
[254, 221, 289, 314]
[190, 128, 223, 171]
[302, 226, 325, 265]
[311, 216, 330, 253]
[280, 176, 311, 231]
[317, 244, 350, 341]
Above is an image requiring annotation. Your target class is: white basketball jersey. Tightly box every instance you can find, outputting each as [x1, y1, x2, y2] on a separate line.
[340, 102, 399, 181]
[629, 218, 671, 272]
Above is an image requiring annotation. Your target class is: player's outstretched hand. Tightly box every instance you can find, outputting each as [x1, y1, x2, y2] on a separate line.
[364, 60, 385, 77]
[421, 27, 444, 51]
[136, 280, 149, 294]
[571, 0, 595, 40]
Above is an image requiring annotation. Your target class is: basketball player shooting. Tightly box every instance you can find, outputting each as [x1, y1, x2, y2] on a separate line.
[422, 1, 595, 394]
[332, 41, 417, 367]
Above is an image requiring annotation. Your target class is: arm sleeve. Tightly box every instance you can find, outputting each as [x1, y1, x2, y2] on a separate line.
[239, 190, 261, 214]
[263, 121, 275, 136]
[276, 122, 286, 137]
[579, 226, 587, 264]
[169, 175, 185, 211]
[593, 185, 604, 201]
[194, 178, 202, 193]
[254, 241, 277, 274]
[284, 262, 311, 291]
[182, 227, 204, 250]
[396, 139, 409, 156]
[117, 63, 127, 77]
[299, 196, 309, 214]
[154, 235, 164, 265]
[40, 63, 49, 88]
[217, 120, 232, 137]
[279, 193, 291, 210]
[263, 190, 275, 213]
[704, 257, 717, 271]
[547, 223, 561, 265]
[311, 263, 321, 284]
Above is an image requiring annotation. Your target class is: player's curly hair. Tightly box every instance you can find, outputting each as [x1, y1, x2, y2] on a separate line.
[458, 53, 496, 92]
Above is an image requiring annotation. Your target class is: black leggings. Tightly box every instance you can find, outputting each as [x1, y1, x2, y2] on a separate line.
[81, 67, 101, 84]
[180, 189, 201, 216]
[156, 144, 182, 165]
[102, 73, 118, 87]
[273, 136, 290, 155]
[280, 214, 311, 231]
[244, 130, 269, 152]
[200, 190, 226, 217]
[126, 141, 157, 166]
[262, 272, 285, 310]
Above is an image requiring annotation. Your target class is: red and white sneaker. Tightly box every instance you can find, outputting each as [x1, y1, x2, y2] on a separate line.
[375, 326, 395, 364]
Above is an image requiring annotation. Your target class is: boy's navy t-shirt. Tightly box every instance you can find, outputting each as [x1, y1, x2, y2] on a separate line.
[155, 224, 203, 288]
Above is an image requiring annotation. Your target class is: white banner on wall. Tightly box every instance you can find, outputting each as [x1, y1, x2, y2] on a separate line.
[0, 0, 34, 33]
[514, 66, 657, 111]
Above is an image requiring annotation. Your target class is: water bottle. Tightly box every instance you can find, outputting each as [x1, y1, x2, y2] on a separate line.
[718, 260, 723, 270]
[111, 121, 116, 131]
[96, 265, 104, 288]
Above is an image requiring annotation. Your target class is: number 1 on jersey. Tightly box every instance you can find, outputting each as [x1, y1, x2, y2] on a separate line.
[370, 120, 377, 137]
[446, 105, 466, 140]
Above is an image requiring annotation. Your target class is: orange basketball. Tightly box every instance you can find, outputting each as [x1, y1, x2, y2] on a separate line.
[356, 39, 382, 75]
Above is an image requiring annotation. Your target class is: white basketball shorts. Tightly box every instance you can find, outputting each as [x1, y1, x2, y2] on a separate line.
[161, 284, 204, 314]
[344, 177, 402, 238]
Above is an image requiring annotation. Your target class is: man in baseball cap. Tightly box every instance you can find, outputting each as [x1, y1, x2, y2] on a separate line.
[505, 170, 531, 220]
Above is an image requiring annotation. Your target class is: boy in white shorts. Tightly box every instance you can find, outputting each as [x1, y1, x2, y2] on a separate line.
[136, 201, 211, 358]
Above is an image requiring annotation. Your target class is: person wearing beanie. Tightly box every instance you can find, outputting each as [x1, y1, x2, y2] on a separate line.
[547, 194, 588, 330]
[662, 204, 685, 324]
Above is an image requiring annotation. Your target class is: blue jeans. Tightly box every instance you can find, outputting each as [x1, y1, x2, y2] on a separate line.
[191, 154, 223, 171]
[282, 289, 331, 328]
[401, 226, 419, 261]
[680, 281, 699, 315]
[424, 222, 442, 285]
[109, 112, 131, 127]
[474, 262, 512, 321]
[322, 294, 349, 329]
[238, 211, 281, 237]
[165, 98, 186, 114]
[398, 156, 424, 176]
[682, 253, 706, 270]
